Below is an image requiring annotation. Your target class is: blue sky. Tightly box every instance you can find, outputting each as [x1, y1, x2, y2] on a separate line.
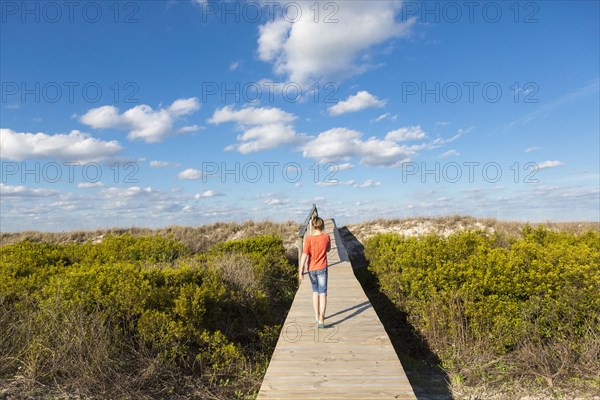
[1, 0, 599, 231]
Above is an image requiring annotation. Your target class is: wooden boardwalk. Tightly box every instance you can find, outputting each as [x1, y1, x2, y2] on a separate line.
[256, 218, 416, 400]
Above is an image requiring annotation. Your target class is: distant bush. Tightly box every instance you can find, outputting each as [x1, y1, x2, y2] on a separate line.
[364, 226, 600, 390]
[0, 234, 296, 399]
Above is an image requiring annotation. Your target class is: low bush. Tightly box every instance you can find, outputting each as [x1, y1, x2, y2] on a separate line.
[0, 233, 297, 399]
[364, 226, 600, 390]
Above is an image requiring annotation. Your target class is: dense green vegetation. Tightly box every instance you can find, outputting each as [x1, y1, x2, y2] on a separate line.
[0, 234, 297, 399]
[364, 226, 600, 391]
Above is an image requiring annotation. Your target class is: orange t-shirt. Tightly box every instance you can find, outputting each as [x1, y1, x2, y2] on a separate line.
[303, 233, 331, 271]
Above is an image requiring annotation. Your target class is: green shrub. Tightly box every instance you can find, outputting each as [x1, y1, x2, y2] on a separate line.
[0, 233, 296, 398]
[364, 226, 600, 389]
[210, 234, 297, 308]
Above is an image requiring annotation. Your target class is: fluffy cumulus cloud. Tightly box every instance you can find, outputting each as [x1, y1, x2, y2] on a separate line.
[177, 168, 203, 180]
[79, 98, 201, 143]
[359, 137, 417, 167]
[194, 190, 223, 199]
[0, 128, 121, 162]
[303, 126, 424, 167]
[303, 128, 362, 162]
[257, 1, 414, 83]
[328, 91, 386, 116]
[227, 123, 298, 153]
[208, 105, 299, 153]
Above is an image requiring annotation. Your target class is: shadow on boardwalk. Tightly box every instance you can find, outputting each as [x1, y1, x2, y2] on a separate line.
[338, 227, 454, 400]
[326, 300, 372, 327]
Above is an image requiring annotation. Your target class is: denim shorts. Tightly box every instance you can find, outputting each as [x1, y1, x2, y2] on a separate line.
[308, 268, 328, 295]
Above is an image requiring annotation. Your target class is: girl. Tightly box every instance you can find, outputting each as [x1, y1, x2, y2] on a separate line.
[299, 216, 331, 328]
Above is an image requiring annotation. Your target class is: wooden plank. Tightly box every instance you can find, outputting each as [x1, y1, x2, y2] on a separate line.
[256, 218, 416, 400]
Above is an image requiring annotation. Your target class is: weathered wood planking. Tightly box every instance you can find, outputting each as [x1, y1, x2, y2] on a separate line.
[256, 219, 416, 400]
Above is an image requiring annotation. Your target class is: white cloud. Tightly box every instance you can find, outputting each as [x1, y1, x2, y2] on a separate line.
[102, 186, 153, 197]
[93, 186, 203, 217]
[194, 190, 223, 199]
[227, 123, 299, 154]
[440, 149, 460, 158]
[385, 125, 426, 142]
[77, 182, 104, 189]
[177, 125, 202, 134]
[537, 160, 564, 170]
[328, 91, 386, 116]
[208, 105, 295, 126]
[77, 106, 121, 129]
[150, 160, 181, 168]
[177, 168, 202, 180]
[302, 127, 416, 167]
[525, 146, 540, 153]
[359, 137, 416, 167]
[167, 98, 200, 117]
[435, 121, 450, 127]
[79, 98, 200, 143]
[302, 126, 466, 167]
[256, 192, 276, 199]
[358, 179, 381, 188]
[209, 105, 299, 153]
[336, 162, 354, 171]
[316, 180, 356, 187]
[0, 128, 122, 162]
[302, 128, 362, 162]
[372, 113, 389, 123]
[429, 127, 472, 146]
[229, 60, 242, 71]
[371, 113, 397, 123]
[0, 183, 59, 197]
[264, 198, 288, 206]
[257, 1, 415, 83]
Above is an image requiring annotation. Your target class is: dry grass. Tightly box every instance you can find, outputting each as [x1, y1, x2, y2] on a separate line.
[345, 215, 600, 243]
[0, 296, 136, 398]
[4, 215, 596, 252]
[210, 252, 262, 294]
[0, 220, 301, 255]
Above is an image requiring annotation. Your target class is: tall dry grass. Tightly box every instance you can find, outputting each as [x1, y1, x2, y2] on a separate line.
[346, 215, 599, 243]
[0, 220, 301, 253]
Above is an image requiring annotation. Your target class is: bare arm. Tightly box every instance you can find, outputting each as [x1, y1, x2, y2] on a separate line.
[299, 253, 309, 281]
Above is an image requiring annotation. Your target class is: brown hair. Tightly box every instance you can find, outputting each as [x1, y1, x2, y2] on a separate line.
[311, 216, 325, 231]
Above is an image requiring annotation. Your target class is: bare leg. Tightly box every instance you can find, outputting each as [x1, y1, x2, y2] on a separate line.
[318, 294, 327, 323]
[312, 293, 319, 322]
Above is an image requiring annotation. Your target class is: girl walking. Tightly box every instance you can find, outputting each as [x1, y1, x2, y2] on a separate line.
[299, 216, 331, 328]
